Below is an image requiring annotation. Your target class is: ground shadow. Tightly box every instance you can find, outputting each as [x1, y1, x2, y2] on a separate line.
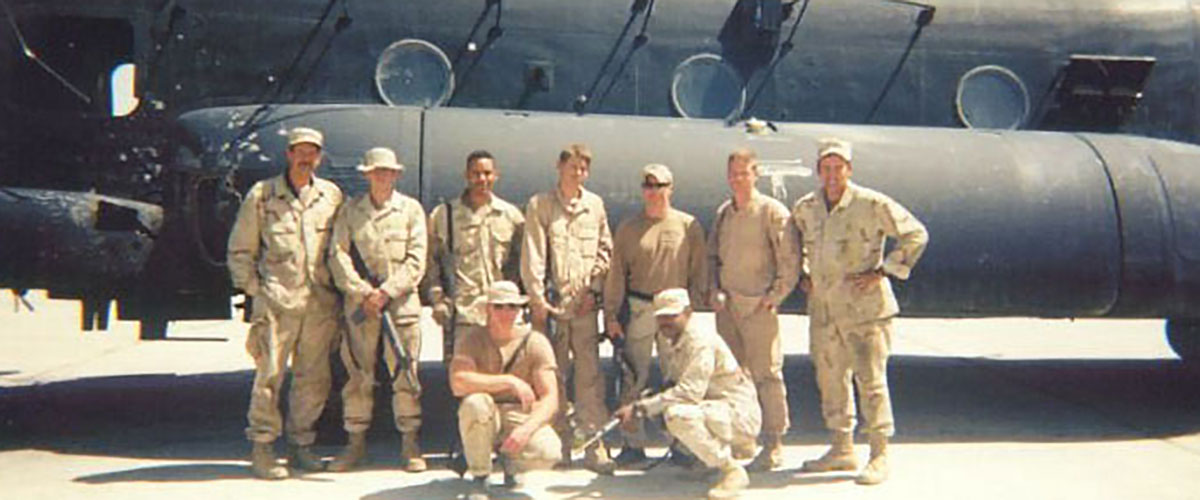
[2, 354, 1198, 471]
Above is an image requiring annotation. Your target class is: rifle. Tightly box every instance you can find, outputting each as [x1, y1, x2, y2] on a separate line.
[439, 201, 458, 359]
[348, 241, 420, 392]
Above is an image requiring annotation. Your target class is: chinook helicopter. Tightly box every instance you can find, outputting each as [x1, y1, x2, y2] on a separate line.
[1, 0, 1198, 361]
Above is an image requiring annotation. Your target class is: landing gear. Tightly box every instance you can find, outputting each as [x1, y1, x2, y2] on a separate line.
[139, 317, 168, 340]
[1166, 318, 1200, 363]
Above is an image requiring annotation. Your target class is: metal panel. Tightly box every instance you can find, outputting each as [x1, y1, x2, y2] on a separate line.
[420, 107, 1122, 317]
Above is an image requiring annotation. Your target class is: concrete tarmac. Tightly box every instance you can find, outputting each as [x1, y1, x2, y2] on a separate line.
[2, 291, 1199, 500]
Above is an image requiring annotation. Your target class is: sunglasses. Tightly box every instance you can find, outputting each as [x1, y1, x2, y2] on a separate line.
[491, 303, 523, 310]
[642, 181, 671, 189]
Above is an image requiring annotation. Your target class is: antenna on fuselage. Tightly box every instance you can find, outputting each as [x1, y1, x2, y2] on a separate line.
[863, 0, 936, 123]
[448, 0, 504, 105]
[575, 0, 657, 114]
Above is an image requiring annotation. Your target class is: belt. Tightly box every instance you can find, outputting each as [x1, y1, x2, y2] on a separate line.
[627, 289, 655, 302]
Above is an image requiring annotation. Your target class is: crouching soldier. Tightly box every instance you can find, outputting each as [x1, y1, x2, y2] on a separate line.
[450, 281, 562, 500]
[614, 289, 761, 500]
[327, 147, 428, 472]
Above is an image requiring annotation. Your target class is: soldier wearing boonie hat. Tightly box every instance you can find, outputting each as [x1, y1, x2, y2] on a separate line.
[792, 137, 929, 485]
[227, 126, 344, 479]
[449, 280, 562, 498]
[603, 162, 709, 467]
[327, 146, 428, 473]
[613, 287, 761, 500]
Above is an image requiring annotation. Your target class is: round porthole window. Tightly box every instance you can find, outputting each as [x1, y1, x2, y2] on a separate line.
[671, 54, 745, 121]
[956, 65, 1030, 130]
[375, 39, 454, 107]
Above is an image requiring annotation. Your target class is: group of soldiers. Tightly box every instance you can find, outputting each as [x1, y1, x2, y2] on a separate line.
[226, 126, 929, 500]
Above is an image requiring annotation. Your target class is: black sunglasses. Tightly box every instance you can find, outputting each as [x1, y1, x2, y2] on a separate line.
[642, 181, 671, 189]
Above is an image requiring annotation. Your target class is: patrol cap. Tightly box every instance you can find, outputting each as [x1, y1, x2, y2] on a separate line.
[288, 127, 324, 149]
[817, 137, 852, 163]
[642, 163, 673, 184]
[487, 281, 529, 306]
[356, 147, 405, 172]
[653, 288, 690, 316]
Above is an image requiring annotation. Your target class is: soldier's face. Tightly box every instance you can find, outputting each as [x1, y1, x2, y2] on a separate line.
[286, 143, 322, 178]
[641, 175, 672, 206]
[558, 156, 591, 186]
[365, 168, 400, 192]
[656, 309, 690, 339]
[466, 158, 498, 195]
[818, 155, 852, 193]
[487, 303, 522, 328]
[727, 158, 757, 193]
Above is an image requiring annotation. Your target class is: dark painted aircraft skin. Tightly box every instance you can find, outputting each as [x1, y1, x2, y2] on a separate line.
[1, 0, 1198, 358]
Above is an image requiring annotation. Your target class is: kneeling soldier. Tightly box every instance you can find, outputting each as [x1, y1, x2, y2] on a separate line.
[451, 281, 562, 500]
[615, 289, 761, 500]
[327, 147, 428, 472]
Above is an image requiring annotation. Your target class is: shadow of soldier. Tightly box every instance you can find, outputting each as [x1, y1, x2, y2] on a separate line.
[361, 476, 533, 500]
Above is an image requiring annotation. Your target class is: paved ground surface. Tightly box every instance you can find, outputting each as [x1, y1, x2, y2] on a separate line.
[2, 291, 1199, 500]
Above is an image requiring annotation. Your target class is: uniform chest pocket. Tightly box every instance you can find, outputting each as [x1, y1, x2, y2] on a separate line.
[264, 207, 299, 254]
[384, 231, 410, 260]
[490, 219, 515, 244]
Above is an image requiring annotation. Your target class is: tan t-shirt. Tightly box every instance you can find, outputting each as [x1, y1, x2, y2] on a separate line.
[604, 208, 708, 325]
[453, 324, 557, 405]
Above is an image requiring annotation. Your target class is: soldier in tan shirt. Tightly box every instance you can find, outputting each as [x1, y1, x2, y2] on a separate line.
[520, 144, 615, 473]
[451, 281, 561, 499]
[614, 289, 759, 500]
[708, 148, 800, 471]
[226, 127, 344, 479]
[604, 163, 708, 466]
[427, 150, 525, 359]
[326, 147, 428, 473]
[792, 138, 928, 485]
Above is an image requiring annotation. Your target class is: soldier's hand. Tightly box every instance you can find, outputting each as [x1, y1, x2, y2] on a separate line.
[365, 289, 388, 318]
[614, 404, 638, 432]
[756, 296, 777, 314]
[799, 276, 813, 294]
[848, 268, 884, 292]
[531, 302, 549, 326]
[709, 290, 727, 312]
[432, 301, 451, 325]
[500, 422, 536, 455]
[508, 375, 536, 412]
[606, 320, 624, 340]
[575, 292, 596, 315]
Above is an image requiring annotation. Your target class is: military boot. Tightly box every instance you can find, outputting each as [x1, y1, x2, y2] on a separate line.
[732, 441, 756, 460]
[249, 441, 288, 480]
[800, 431, 858, 472]
[582, 440, 616, 475]
[707, 462, 749, 500]
[288, 443, 325, 472]
[401, 432, 428, 472]
[855, 434, 889, 485]
[466, 475, 491, 500]
[613, 446, 648, 469]
[746, 434, 783, 472]
[328, 432, 366, 472]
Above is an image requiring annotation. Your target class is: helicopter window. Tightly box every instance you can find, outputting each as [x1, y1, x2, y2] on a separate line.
[2, 15, 134, 115]
[956, 65, 1030, 130]
[375, 39, 454, 107]
[111, 63, 139, 117]
[671, 53, 746, 121]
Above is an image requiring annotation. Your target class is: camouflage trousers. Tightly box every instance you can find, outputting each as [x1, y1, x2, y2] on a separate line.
[338, 313, 421, 434]
[810, 317, 895, 436]
[663, 400, 759, 469]
[244, 295, 339, 445]
[459, 393, 562, 477]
